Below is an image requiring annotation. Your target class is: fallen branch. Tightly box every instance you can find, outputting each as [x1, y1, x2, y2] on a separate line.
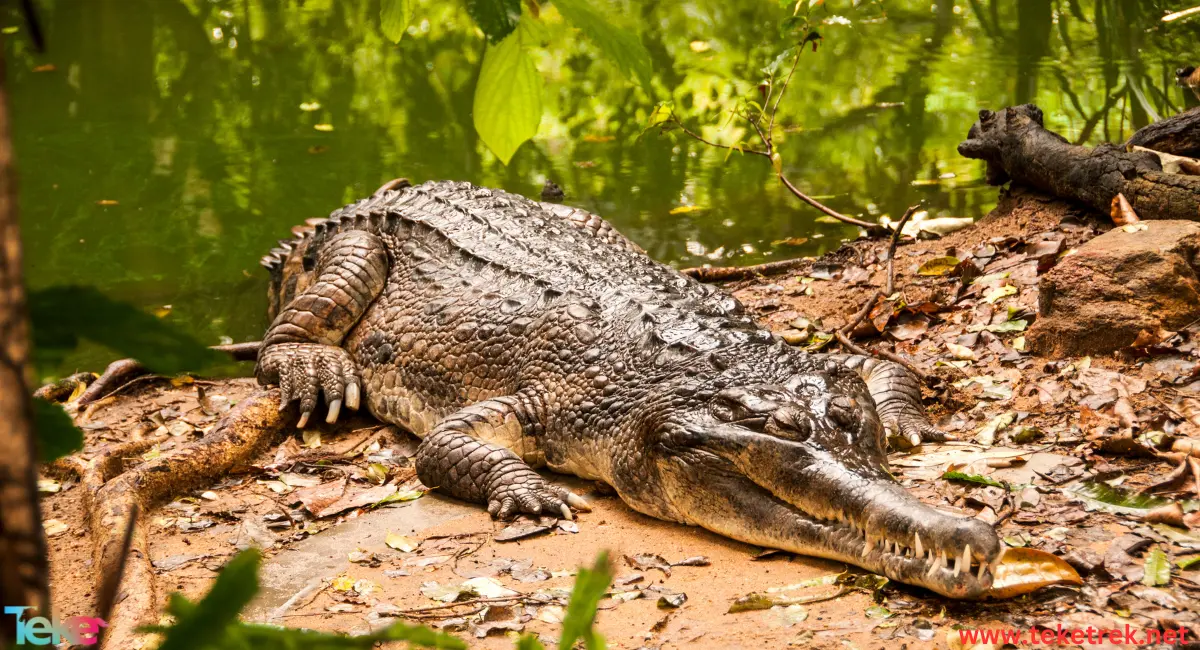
[90, 390, 287, 649]
[680, 257, 812, 283]
[959, 104, 1200, 221]
[1125, 105, 1200, 158]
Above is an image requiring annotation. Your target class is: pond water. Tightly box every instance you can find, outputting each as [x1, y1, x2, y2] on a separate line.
[5, 0, 1198, 377]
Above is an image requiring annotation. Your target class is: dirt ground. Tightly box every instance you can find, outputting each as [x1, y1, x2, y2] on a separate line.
[39, 188, 1200, 649]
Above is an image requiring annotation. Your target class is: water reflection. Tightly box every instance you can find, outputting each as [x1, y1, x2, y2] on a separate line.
[4, 0, 1198, 375]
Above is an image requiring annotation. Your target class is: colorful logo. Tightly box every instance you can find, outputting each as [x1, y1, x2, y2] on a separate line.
[4, 607, 107, 646]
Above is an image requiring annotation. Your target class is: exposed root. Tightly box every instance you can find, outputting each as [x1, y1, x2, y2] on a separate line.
[74, 359, 148, 408]
[31, 371, 95, 402]
[86, 389, 286, 649]
[38, 342, 261, 409]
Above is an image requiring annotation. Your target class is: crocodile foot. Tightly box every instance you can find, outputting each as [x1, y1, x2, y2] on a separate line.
[486, 465, 591, 520]
[256, 342, 361, 427]
[886, 405, 951, 450]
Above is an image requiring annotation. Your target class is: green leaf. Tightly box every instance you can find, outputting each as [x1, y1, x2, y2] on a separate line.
[473, 23, 543, 164]
[380, 0, 415, 43]
[1178, 554, 1200, 570]
[1068, 481, 1171, 516]
[916, 256, 960, 276]
[30, 286, 225, 375]
[942, 470, 1004, 488]
[1143, 546, 1171, 586]
[156, 550, 262, 650]
[516, 634, 546, 650]
[552, 0, 653, 92]
[465, 0, 521, 42]
[32, 397, 82, 462]
[559, 551, 613, 650]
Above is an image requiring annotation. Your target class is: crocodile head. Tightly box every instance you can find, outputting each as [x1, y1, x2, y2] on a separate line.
[651, 364, 1002, 599]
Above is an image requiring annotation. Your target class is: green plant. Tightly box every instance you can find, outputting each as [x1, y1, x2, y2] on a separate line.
[379, 0, 653, 164]
[142, 550, 614, 649]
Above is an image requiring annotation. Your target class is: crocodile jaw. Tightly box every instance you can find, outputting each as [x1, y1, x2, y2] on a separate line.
[658, 456, 1001, 599]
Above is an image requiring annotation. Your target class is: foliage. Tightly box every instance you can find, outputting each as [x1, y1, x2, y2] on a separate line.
[474, 19, 545, 164]
[29, 285, 225, 375]
[379, 0, 416, 42]
[143, 548, 615, 650]
[555, 551, 613, 650]
[381, 0, 654, 163]
[31, 397, 83, 462]
[551, 0, 652, 92]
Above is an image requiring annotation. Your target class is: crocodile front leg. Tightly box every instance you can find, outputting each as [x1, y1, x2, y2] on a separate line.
[826, 354, 947, 448]
[257, 230, 388, 427]
[414, 397, 590, 520]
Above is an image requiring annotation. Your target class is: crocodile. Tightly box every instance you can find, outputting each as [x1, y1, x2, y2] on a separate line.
[256, 179, 1002, 599]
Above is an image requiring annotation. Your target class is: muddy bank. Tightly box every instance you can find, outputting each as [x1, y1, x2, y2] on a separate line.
[38, 189, 1200, 648]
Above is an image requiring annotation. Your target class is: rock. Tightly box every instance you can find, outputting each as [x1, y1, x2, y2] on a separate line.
[1027, 221, 1200, 357]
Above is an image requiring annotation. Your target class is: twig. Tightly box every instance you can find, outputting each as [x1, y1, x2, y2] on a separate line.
[396, 595, 532, 616]
[839, 292, 883, 337]
[75, 358, 148, 407]
[776, 174, 875, 228]
[680, 257, 812, 283]
[885, 205, 921, 295]
[669, 120, 769, 158]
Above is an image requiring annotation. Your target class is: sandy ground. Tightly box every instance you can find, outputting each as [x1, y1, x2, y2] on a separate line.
[39, 188, 1200, 649]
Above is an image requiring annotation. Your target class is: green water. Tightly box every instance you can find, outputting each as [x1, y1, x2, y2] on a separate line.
[5, 0, 1198, 377]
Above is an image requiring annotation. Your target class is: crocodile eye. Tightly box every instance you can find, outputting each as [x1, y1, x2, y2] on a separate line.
[827, 395, 861, 430]
[767, 405, 811, 440]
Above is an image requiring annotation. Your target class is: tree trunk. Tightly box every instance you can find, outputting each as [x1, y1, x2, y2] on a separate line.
[958, 104, 1200, 221]
[0, 53, 50, 646]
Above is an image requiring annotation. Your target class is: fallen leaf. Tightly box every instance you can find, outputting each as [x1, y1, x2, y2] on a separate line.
[386, 531, 418, 552]
[461, 576, 519, 598]
[975, 412, 1015, 446]
[657, 593, 687, 608]
[625, 553, 673, 577]
[982, 285, 1017, 304]
[38, 479, 61, 494]
[946, 341, 977, 360]
[43, 519, 68, 537]
[299, 101, 321, 111]
[988, 547, 1083, 598]
[1143, 546, 1171, 586]
[292, 477, 348, 516]
[917, 256, 961, 276]
[302, 430, 322, 448]
[313, 123, 334, 132]
[669, 205, 705, 215]
[942, 471, 1004, 488]
[495, 517, 553, 542]
[1110, 193, 1140, 225]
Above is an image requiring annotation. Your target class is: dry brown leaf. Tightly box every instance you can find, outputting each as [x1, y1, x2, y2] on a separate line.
[988, 547, 1082, 598]
[1110, 193, 1140, 225]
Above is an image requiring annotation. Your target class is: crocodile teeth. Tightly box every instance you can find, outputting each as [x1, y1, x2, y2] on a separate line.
[977, 558, 989, 581]
[914, 534, 923, 558]
[953, 544, 971, 578]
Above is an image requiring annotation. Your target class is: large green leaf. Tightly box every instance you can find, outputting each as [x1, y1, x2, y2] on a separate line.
[558, 551, 613, 650]
[379, 0, 415, 42]
[32, 397, 82, 462]
[29, 285, 225, 375]
[473, 22, 543, 165]
[156, 550, 262, 650]
[552, 0, 653, 93]
[465, 0, 521, 42]
[147, 549, 467, 649]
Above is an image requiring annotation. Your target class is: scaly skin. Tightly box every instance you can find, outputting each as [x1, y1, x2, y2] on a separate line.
[256, 180, 1001, 598]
